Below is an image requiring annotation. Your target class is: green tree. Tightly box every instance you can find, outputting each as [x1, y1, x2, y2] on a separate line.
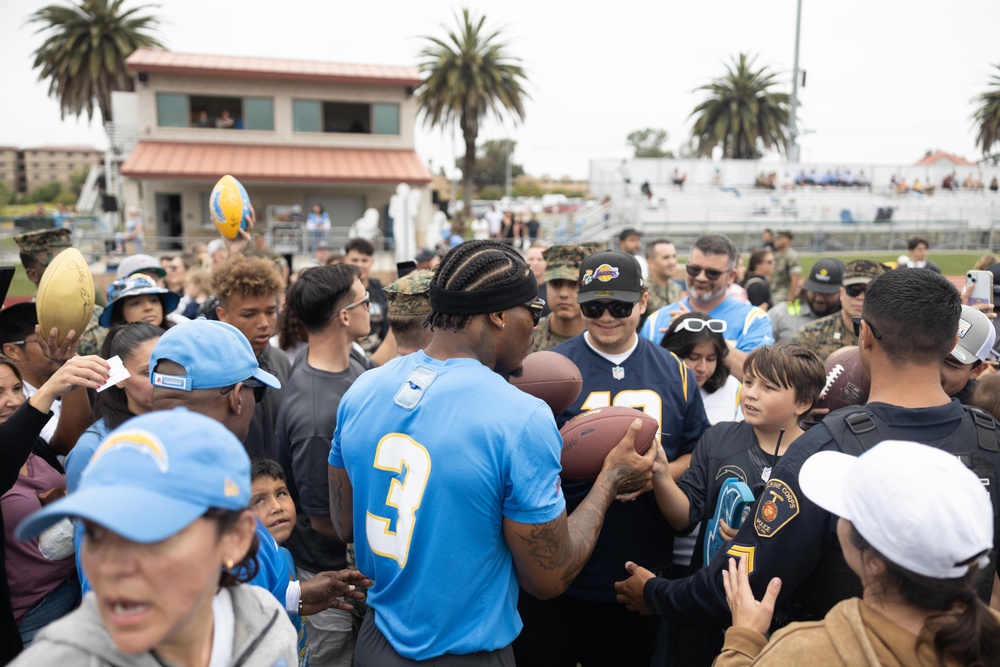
[69, 167, 90, 197]
[27, 182, 64, 204]
[28, 0, 163, 122]
[418, 9, 529, 219]
[626, 128, 673, 158]
[459, 139, 525, 189]
[972, 64, 1000, 162]
[689, 53, 790, 159]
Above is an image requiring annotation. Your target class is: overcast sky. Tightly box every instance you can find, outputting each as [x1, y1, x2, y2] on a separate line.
[3, 0, 999, 180]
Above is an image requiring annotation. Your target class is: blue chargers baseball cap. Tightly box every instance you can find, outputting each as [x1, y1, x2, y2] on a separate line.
[16, 409, 251, 543]
[148, 319, 280, 391]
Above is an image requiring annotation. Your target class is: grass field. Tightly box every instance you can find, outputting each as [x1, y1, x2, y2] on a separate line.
[796, 251, 988, 276]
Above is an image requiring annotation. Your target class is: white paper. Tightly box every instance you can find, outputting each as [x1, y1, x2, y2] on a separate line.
[97, 355, 130, 393]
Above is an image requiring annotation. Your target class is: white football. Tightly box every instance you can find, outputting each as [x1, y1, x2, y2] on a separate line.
[36, 248, 95, 345]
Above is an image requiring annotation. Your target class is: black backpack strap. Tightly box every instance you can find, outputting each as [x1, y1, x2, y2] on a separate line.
[821, 409, 883, 456]
[842, 411, 883, 452]
[965, 406, 1000, 453]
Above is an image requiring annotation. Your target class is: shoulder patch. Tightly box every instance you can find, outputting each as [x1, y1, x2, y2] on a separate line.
[753, 479, 800, 538]
[726, 544, 756, 574]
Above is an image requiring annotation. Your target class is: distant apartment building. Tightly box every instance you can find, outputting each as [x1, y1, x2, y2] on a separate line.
[117, 48, 432, 247]
[0, 145, 102, 196]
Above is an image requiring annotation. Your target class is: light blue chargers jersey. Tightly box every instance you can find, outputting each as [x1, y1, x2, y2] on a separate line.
[641, 296, 774, 350]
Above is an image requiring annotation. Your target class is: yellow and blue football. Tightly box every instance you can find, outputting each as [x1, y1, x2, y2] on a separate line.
[209, 174, 251, 239]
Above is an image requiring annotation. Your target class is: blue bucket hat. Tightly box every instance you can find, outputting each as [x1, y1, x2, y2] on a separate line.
[16, 409, 250, 543]
[149, 319, 280, 391]
[100, 274, 180, 327]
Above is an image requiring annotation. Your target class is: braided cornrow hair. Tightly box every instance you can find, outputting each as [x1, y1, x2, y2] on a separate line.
[426, 240, 531, 332]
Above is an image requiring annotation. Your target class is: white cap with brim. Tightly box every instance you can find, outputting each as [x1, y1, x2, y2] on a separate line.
[951, 305, 997, 365]
[800, 440, 993, 580]
[17, 409, 251, 543]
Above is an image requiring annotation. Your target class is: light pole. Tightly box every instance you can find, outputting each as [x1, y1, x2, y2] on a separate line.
[788, 0, 803, 163]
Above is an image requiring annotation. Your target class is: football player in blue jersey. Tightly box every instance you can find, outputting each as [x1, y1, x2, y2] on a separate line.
[515, 250, 711, 667]
[327, 241, 656, 665]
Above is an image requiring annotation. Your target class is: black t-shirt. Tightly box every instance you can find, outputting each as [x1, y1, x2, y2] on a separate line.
[276, 352, 376, 572]
[677, 421, 779, 568]
[244, 344, 290, 460]
[645, 400, 1000, 629]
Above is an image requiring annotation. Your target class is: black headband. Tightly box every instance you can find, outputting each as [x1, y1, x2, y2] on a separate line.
[429, 273, 538, 316]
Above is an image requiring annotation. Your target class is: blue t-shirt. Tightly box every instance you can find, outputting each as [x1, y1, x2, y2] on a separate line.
[640, 296, 774, 350]
[329, 351, 565, 660]
[65, 418, 114, 493]
[551, 334, 711, 600]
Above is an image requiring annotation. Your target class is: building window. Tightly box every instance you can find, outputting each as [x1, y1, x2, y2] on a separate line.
[373, 104, 400, 135]
[243, 97, 274, 131]
[157, 93, 189, 127]
[293, 99, 400, 135]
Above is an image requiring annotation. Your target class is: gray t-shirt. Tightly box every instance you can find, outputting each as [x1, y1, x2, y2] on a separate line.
[769, 299, 821, 343]
[276, 349, 375, 572]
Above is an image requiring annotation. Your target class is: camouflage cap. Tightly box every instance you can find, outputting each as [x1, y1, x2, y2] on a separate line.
[543, 245, 590, 283]
[385, 269, 433, 317]
[843, 259, 886, 286]
[14, 228, 72, 265]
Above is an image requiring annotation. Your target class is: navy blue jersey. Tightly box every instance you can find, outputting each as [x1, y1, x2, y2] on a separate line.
[551, 334, 711, 601]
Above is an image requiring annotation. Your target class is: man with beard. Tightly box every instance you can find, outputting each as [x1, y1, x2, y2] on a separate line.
[769, 259, 845, 342]
[641, 234, 773, 379]
[792, 260, 885, 360]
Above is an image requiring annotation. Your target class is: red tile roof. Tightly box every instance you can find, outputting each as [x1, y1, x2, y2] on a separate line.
[915, 151, 976, 166]
[120, 141, 432, 184]
[126, 48, 422, 87]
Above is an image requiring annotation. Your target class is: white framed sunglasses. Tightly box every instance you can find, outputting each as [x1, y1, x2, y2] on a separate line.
[676, 318, 727, 334]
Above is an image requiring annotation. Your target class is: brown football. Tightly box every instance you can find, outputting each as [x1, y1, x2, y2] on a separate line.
[558, 406, 658, 482]
[509, 351, 583, 414]
[816, 346, 870, 413]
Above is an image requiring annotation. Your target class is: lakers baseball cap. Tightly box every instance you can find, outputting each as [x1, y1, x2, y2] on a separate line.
[800, 440, 992, 579]
[16, 409, 251, 543]
[149, 319, 280, 391]
[578, 251, 643, 303]
[117, 254, 166, 280]
[802, 258, 845, 294]
[951, 305, 997, 365]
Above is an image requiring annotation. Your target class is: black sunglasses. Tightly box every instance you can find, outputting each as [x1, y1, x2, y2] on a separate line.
[686, 264, 727, 281]
[851, 316, 882, 340]
[844, 284, 866, 298]
[220, 379, 267, 403]
[522, 297, 545, 326]
[580, 300, 636, 319]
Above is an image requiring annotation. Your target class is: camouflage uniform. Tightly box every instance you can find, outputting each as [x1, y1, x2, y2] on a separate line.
[14, 228, 109, 355]
[384, 269, 433, 318]
[646, 279, 683, 314]
[770, 246, 801, 305]
[528, 315, 575, 354]
[790, 312, 857, 361]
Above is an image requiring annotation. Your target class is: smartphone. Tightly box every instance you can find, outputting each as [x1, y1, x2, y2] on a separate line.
[396, 261, 417, 279]
[966, 270, 993, 307]
[0, 266, 15, 306]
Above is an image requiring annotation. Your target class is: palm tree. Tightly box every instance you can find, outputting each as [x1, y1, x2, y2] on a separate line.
[28, 0, 162, 123]
[972, 64, 1000, 162]
[689, 53, 790, 159]
[418, 9, 528, 219]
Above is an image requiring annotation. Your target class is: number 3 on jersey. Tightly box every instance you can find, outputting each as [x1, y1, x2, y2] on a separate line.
[580, 389, 663, 436]
[366, 434, 432, 568]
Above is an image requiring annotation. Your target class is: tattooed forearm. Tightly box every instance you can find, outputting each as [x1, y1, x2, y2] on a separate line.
[328, 465, 353, 540]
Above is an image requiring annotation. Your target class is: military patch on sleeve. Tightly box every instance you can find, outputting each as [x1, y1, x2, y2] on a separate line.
[753, 479, 800, 538]
[726, 544, 756, 574]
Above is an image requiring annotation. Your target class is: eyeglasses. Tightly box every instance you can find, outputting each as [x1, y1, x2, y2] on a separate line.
[580, 300, 636, 319]
[522, 297, 545, 326]
[686, 264, 728, 281]
[7, 338, 40, 347]
[676, 319, 727, 334]
[220, 379, 267, 403]
[342, 291, 371, 312]
[844, 284, 867, 298]
[851, 316, 882, 340]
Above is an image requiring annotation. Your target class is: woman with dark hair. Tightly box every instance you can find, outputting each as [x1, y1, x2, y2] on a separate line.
[742, 248, 774, 310]
[661, 312, 743, 424]
[1, 352, 110, 658]
[11, 410, 299, 666]
[99, 275, 178, 330]
[721, 440, 1000, 666]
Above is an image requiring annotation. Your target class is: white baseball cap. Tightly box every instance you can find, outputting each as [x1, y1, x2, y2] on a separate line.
[800, 440, 993, 579]
[951, 305, 996, 365]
